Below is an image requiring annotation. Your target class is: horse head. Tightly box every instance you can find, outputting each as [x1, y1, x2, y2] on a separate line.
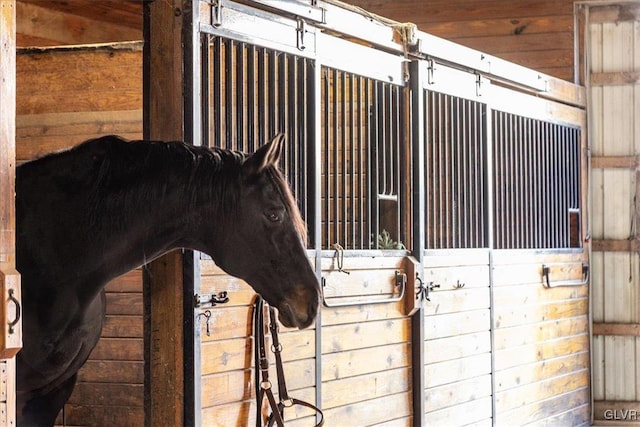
[205, 134, 320, 329]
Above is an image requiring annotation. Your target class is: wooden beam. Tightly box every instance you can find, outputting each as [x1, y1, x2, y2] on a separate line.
[0, 1, 20, 425]
[591, 71, 640, 86]
[591, 155, 640, 169]
[593, 323, 640, 337]
[144, 1, 190, 426]
[592, 239, 639, 252]
[16, 1, 141, 46]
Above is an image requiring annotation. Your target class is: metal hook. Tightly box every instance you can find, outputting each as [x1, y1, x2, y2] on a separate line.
[198, 310, 212, 336]
[332, 243, 350, 275]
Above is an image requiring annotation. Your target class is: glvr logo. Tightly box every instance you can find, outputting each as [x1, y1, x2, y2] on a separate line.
[604, 409, 638, 421]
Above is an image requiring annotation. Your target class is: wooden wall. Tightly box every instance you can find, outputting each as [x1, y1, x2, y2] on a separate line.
[348, 0, 577, 82]
[16, 44, 143, 426]
[588, 4, 640, 422]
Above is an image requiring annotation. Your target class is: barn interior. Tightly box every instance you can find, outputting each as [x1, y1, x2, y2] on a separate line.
[1, 0, 638, 426]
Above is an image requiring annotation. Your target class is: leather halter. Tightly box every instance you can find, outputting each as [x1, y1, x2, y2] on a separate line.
[253, 295, 324, 427]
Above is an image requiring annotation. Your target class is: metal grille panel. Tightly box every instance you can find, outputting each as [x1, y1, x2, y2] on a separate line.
[201, 36, 315, 244]
[423, 90, 489, 249]
[321, 67, 405, 250]
[492, 111, 581, 249]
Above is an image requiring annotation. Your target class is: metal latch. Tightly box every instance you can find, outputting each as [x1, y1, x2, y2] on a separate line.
[209, 0, 223, 27]
[194, 291, 229, 308]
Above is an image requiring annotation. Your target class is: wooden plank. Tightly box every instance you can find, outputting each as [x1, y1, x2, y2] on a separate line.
[321, 392, 412, 426]
[88, 338, 143, 361]
[78, 360, 144, 384]
[16, 2, 141, 46]
[102, 315, 143, 338]
[105, 292, 143, 316]
[322, 367, 410, 409]
[494, 316, 588, 351]
[200, 330, 314, 375]
[67, 382, 143, 407]
[425, 374, 492, 413]
[593, 239, 640, 252]
[493, 280, 588, 304]
[425, 352, 492, 389]
[423, 265, 490, 290]
[592, 71, 640, 86]
[201, 361, 315, 408]
[494, 387, 589, 425]
[494, 351, 589, 392]
[103, 269, 143, 293]
[594, 322, 640, 336]
[423, 286, 490, 316]
[494, 334, 589, 371]
[592, 155, 640, 169]
[425, 309, 491, 340]
[321, 298, 406, 326]
[425, 395, 493, 427]
[495, 370, 588, 413]
[321, 318, 410, 354]
[322, 343, 411, 381]
[425, 331, 491, 364]
[494, 301, 588, 329]
[58, 404, 144, 427]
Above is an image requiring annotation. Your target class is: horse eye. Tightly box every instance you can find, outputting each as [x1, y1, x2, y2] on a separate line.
[266, 212, 280, 222]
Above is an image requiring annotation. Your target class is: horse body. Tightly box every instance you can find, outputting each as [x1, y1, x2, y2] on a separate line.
[15, 135, 320, 425]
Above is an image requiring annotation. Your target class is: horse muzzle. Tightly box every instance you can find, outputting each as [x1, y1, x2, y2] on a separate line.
[277, 288, 319, 329]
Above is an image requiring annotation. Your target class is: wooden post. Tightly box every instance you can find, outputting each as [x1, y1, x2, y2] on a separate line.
[143, 1, 191, 426]
[0, 0, 21, 425]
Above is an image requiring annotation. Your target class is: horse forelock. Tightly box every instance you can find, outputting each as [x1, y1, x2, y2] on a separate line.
[266, 167, 308, 247]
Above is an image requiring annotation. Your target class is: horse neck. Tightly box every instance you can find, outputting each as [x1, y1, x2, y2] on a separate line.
[92, 144, 235, 278]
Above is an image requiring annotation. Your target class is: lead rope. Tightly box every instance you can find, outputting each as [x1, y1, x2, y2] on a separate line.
[253, 295, 324, 427]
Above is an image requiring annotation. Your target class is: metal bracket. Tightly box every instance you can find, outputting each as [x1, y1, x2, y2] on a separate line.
[475, 73, 483, 97]
[296, 18, 307, 51]
[194, 291, 230, 308]
[210, 0, 223, 27]
[427, 57, 436, 85]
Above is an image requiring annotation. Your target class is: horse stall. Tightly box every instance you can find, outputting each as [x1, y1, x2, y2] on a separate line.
[6, 0, 595, 426]
[15, 43, 145, 425]
[143, 1, 589, 426]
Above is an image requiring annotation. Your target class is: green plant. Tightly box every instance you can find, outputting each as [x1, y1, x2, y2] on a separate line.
[375, 229, 405, 250]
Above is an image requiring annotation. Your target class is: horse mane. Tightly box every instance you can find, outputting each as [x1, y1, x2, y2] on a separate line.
[21, 135, 308, 243]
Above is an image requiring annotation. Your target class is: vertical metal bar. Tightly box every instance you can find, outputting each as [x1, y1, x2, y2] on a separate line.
[369, 80, 379, 247]
[340, 71, 348, 247]
[349, 73, 357, 247]
[201, 36, 211, 148]
[365, 78, 372, 248]
[224, 39, 234, 145]
[309, 55, 323, 426]
[333, 68, 340, 247]
[182, 2, 201, 424]
[247, 45, 255, 153]
[357, 76, 364, 248]
[235, 42, 245, 148]
[257, 47, 266, 145]
[409, 59, 426, 427]
[212, 37, 222, 147]
[323, 67, 330, 248]
[267, 49, 277, 140]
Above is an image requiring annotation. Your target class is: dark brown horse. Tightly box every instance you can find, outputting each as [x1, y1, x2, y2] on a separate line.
[15, 134, 320, 426]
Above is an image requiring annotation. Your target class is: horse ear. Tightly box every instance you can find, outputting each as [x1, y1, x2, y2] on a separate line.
[243, 133, 285, 177]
